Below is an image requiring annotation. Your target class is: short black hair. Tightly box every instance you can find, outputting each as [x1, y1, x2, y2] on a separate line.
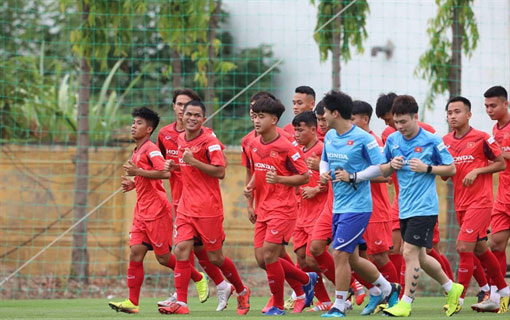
[391, 95, 419, 116]
[172, 88, 201, 103]
[322, 90, 353, 120]
[446, 96, 471, 111]
[132, 107, 160, 134]
[314, 99, 325, 115]
[251, 96, 285, 120]
[484, 86, 508, 101]
[292, 111, 317, 128]
[184, 100, 206, 116]
[375, 92, 398, 118]
[295, 86, 316, 99]
[249, 91, 276, 105]
[352, 100, 373, 120]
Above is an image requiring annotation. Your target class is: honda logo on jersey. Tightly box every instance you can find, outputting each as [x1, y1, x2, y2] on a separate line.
[414, 147, 423, 153]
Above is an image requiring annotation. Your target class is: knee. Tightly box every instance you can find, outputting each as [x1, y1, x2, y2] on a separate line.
[371, 253, 388, 267]
[309, 243, 324, 257]
[156, 255, 169, 266]
[207, 252, 224, 266]
[129, 252, 144, 262]
[456, 243, 471, 254]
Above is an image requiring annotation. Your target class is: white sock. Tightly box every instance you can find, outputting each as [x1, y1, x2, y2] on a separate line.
[458, 298, 464, 306]
[217, 280, 229, 291]
[491, 285, 500, 303]
[176, 301, 187, 306]
[372, 274, 392, 297]
[291, 291, 297, 300]
[402, 294, 413, 305]
[442, 280, 453, 292]
[499, 286, 510, 297]
[237, 288, 247, 296]
[480, 284, 490, 292]
[296, 293, 305, 299]
[369, 286, 382, 296]
[333, 290, 347, 312]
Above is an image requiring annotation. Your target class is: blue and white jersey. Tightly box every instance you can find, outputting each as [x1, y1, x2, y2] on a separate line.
[384, 128, 454, 219]
[321, 125, 384, 214]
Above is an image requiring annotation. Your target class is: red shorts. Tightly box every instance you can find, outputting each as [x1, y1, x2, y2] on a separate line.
[254, 218, 296, 249]
[293, 225, 314, 252]
[491, 201, 510, 234]
[433, 221, 440, 245]
[363, 221, 393, 255]
[174, 214, 225, 251]
[391, 204, 400, 231]
[456, 208, 491, 242]
[130, 216, 173, 255]
[311, 210, 332, 243]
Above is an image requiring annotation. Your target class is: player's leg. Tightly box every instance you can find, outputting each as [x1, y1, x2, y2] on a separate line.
[472, 255, 490, 301]
[366, 221, 398, 283]
[489, 203, 510, 278]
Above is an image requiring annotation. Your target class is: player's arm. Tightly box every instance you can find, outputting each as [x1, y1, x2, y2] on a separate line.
[409, 158, 456, 176]
[266, 169, 309, 186]
[123, 160, 170, 179]
[121, 176, 135, 193]
[463, 153, 506, 186]
[182, 148, 225, 179]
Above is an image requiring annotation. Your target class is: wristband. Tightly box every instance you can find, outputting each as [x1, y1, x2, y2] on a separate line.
[427, 165, 433, 174]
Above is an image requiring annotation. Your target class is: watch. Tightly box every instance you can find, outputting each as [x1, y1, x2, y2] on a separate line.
[427, 165, 433, 174]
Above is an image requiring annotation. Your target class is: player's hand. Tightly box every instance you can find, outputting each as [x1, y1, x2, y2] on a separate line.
[247, 205, 257, 224]
[121, 176, 135, 193]
[390, 156, 404, 170]
[320, 170, 332, 184]
[182, 148, 196, 165]
[164, 159, 177, 171]
[123, 160, 140, 176]
[334, 168, 350, 182]
[302, 186, 320, 199]
[409, 158, 427, 173]
[462, 169, 479, 186]
[306, 152, 320, 171]
[266, 168, 280, 184]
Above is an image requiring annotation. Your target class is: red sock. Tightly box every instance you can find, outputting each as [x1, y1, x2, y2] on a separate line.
[457, 252, 474, 298]
[219, 257, 245, 293]
[195, 249, 224, 286]
[175, 260, 191, 303]
[473, 255, 488, 287]
[428, 249, 452, 280]
[282, 252, 295, 265]
[399, 261, 405, 298]
[314, 251, 335, 284]
[353, 272, 373, 289]
[492, 250, 507, 279]
[279, 258, 309, 284]
[314, 273, 331, 302]
[266, 261, 285, 309]
[127, 261, 144, 306]
[480, 250, 507, 290]
[378, 260, 398, 283]
[167, 254, 176, 269]
[388, 254, 403, 278]
[440, 254, 455, 280]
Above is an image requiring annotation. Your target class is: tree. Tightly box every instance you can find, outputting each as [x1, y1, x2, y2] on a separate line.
[311, 0, 369, 90]
[416, 0, 478, 264]
[60, 0, 146, 283]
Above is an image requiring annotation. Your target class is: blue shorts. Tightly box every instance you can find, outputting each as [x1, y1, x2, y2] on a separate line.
[332, 212, 371, 253]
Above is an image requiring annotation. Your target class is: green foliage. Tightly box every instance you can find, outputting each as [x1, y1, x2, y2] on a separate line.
[416, 0, 479, 109]
[311, 0, 369, 63]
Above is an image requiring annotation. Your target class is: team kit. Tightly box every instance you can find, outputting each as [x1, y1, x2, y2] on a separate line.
[108, 85, 510, 317]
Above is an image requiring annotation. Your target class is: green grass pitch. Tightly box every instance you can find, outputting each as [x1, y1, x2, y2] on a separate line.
[0, 296, 507, 319]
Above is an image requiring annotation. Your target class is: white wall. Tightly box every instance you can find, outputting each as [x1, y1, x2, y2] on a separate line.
[224, 0, 510, 137]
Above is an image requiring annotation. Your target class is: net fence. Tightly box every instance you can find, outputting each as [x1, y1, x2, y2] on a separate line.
[1, 0, 509, 300]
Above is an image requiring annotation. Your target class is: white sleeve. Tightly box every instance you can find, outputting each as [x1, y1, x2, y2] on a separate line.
[320, 160, 330, 175]
[354, 165, 381, 182]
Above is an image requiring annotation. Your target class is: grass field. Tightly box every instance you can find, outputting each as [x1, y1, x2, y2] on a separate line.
[1, 296, 508, 319]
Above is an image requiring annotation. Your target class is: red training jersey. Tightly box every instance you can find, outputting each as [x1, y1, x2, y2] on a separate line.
[246, 134, 308, 221]
[493, 121, 510, 204]
[369, 131, 392, 222]
[176, 129, 226, 218]
[297, 140, 328, 228]
[157, 122, 214, 206]
[284, 123, 325, 142]
[131, 139, 171, 221]
[241, 127, 296, 168]
[443, 127, 501, 210]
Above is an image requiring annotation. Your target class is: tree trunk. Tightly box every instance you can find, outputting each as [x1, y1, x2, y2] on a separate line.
[70, 0, 90, 284]
[445, 3, 462, 270]
[171, 48, 182, 89]
[331, 4, 342, 91]
[204, 0, 221, 125]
